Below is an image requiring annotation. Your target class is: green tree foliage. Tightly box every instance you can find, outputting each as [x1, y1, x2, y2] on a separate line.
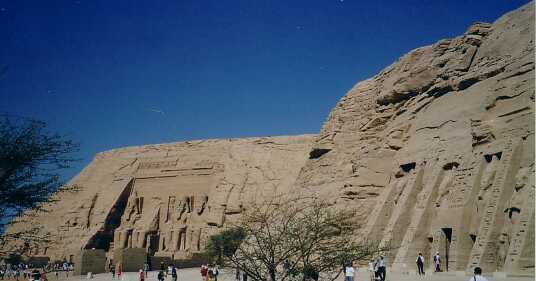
[0, 114, 78, 257]
[206, 227, 246, 265]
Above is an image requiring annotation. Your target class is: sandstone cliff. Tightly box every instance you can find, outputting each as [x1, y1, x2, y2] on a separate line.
[4, 135, 315, 262]
[3, 1, 534, 276]
[296, 1, 534, 274]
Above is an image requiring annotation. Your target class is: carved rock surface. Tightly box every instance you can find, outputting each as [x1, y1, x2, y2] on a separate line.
[4, 1, 534, 275]
[296, 2, 534, 274]
[4, 135, 314, 261]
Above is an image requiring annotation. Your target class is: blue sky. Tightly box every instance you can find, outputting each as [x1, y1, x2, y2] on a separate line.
[0, 0, 530, 180]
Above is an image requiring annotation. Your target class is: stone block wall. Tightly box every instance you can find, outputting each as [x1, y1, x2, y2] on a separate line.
[74, 249, 106, 276]
[114, 248, 147, 273]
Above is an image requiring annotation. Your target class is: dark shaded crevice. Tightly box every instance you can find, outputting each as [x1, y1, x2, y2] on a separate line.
[86, 193, 99, 229]
[497, 106, 531, 118]
[463, 45, 480, 72]
[427, 84, 455, 98]
[85, 178, 134, 250]
[415, 120, 456, 132]
[457, 66, 505, 91]
[497, 65, 534, 81]
[309, 148, 331, 159]
[485, 91, 526, 110]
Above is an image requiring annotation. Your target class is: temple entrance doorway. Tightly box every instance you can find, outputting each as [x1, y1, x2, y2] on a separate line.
[441, 228, 452, 272]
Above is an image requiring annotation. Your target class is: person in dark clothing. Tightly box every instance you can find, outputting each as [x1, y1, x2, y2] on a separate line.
[416, 253, 425, 276]
[31, 269, 40, 281]
[171, 265, 177, 281]
[235, 267, 240, 281]
[377, 256, 386, 281]
[157, 270, 165, 281]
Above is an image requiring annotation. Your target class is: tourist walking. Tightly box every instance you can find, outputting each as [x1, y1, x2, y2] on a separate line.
[367, 260, 375, 281]
[377, 256, 386, 281]
[143, 263, 149, 277]
[117, 264, 122, 280]
[171, 264, 178, 281]
[213, 265, 219, 281]
[110, 265, 115, 279]
[139, 269, 145, 281]
[157, 270, 165, 281]
[62, 262, 69, 278]
[373, 258, 380, 280]
[200, 264, 208, 281]
[14, 268, 20, 281]
[344, 263, 354, 281]
[468, 267, 489, 281]
[31, 269, 40, 281]
[433, 252, 441, 272]
[208, 266, 215, 281]
[416, 252, 425, 276]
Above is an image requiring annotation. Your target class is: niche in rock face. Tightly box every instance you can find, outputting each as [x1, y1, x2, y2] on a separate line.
[443, 162, 460, 170]
[309, 148, 332, 159]
[400, 162, 416, 173]
[484, 152, 502, 163]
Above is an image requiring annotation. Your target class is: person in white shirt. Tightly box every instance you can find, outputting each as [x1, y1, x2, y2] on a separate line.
[344, 263, 355, 281]
[468, 267, 489, 281]
[434, 252, 441, 272]
[368, 260, 375, 281]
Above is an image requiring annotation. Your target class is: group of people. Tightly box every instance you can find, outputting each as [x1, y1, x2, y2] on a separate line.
[0, 261, 72, 281]
[415, 251, 442, 277]
[111, 261, 221, 281]
[0, 263, 27, 280]
[152, 262, 181, 281]
[200, 264, 219, 281]
[343, 256, 387, 281]
[365, 256, 386, 281]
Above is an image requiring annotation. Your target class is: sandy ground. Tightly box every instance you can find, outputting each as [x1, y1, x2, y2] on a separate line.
[16, 268, 530, 281]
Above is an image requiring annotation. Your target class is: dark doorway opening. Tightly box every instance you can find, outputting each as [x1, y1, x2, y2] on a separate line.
[442, 228, 452, 272]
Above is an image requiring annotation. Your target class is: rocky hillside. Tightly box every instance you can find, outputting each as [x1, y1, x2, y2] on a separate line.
[3, 1, 534, 276]
[296, 1, 534, 274]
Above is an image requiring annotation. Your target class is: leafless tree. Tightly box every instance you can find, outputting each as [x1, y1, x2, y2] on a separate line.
[207, 196, 389, 281]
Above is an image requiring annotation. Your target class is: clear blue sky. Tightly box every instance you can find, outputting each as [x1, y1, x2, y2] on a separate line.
[0, 0, 529, 180]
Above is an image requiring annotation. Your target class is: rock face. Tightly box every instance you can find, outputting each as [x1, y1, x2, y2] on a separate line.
[296, 2, 534, 275]
[4, 135, 315, 263]
[3, 1, 534, 276]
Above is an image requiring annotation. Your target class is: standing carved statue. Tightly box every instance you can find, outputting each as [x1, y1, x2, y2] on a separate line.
[435, 165, 457, 208]
[470, 154, 500, 236]
[176, 196, 189, 222]
[496, 166, 531, 268]
[393, 176, 408, 205]
[196, 195, 209, 215]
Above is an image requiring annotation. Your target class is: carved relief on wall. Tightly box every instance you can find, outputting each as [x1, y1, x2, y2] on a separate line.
[469, 153, 501, 236]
